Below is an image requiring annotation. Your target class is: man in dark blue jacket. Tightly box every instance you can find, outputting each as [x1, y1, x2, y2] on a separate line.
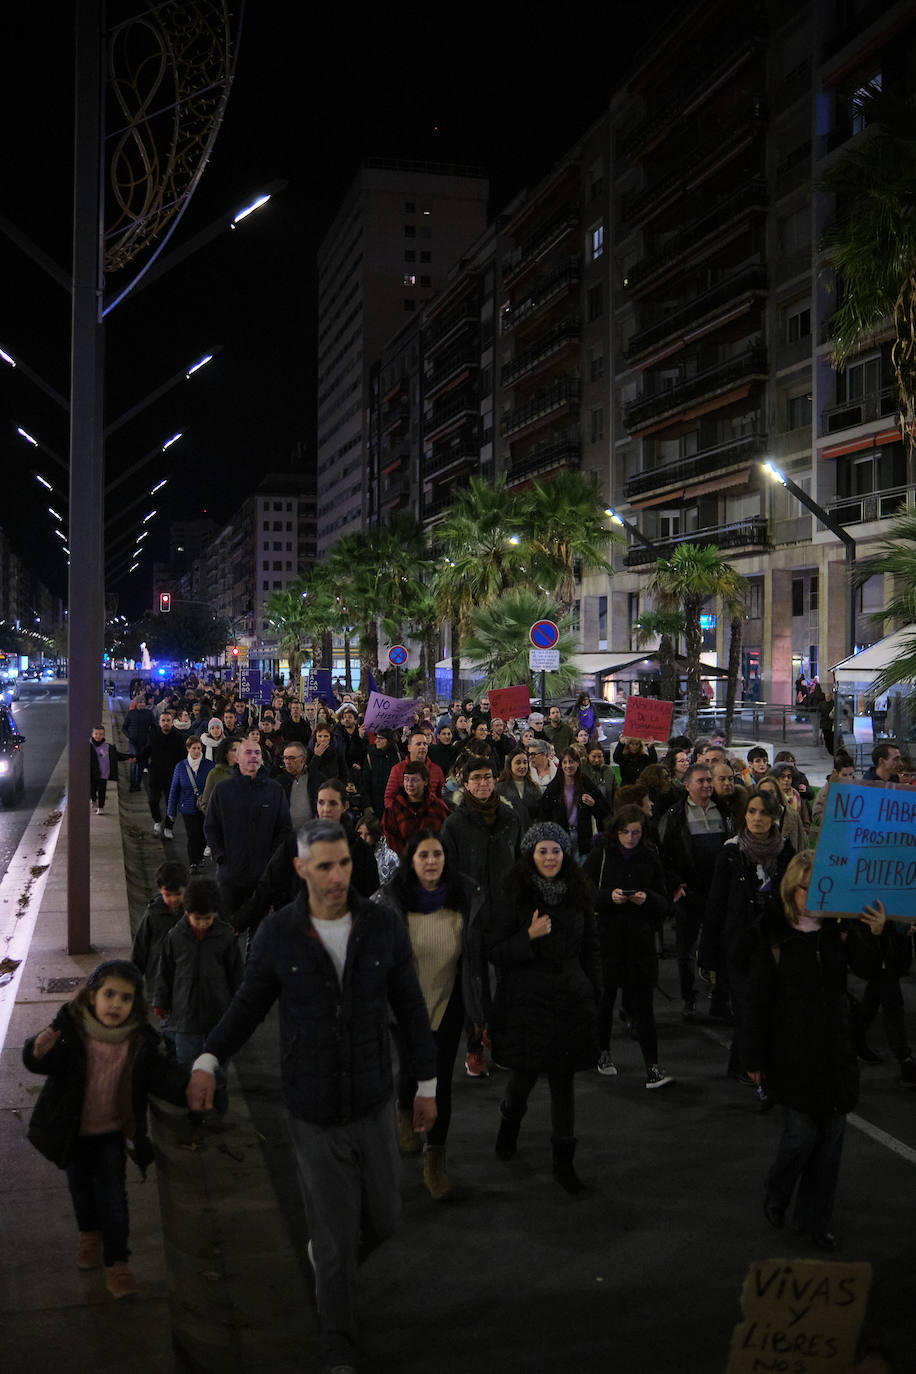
[187, 819, 437, 1374]
[203, 738, 291, 923]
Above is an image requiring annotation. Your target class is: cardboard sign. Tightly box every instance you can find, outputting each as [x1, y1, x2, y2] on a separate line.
[363, 690, 419, 733]
[488, 684, 531, 722]
[726, 1257, 871, 1374]
[622, 695, 673, 741]
[809, 781, 916, 921]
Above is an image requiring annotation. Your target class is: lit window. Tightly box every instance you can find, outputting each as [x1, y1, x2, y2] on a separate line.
[403, 273, 417, 286]
[590, 224, 605, 260]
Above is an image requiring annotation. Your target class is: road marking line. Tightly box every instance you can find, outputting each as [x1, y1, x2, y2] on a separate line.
[0, 744, 68, 1055]
[848, 1111, 916, 1166]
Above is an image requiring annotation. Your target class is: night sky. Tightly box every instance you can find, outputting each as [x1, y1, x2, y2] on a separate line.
[0, 2, 674, 616]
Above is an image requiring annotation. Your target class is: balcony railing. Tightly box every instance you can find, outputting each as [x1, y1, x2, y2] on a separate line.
[621, 30, 767, 159]
[624, 347, 768, 432]
[502, 317, 580, 387]
[424, 441, 477, 479]
[826, 485, 912, 526]
[425, 304, 477, 357]
[625, 264, 767, 360]
[620, 112, 766, 229]
[425, 343, 478, 400]
[821, 387, 897, 435]
[624, 516, 769, 566]
[624, 179, 768, 293]
[506, 431, 581, 486]
[425, 394, 477, 443]
[502, 378, 581, 438]
[501, 264, 580, 333]
[772, 57, 811, 116]
[502, 204, 580, 286]
[624, 432, 767, 500]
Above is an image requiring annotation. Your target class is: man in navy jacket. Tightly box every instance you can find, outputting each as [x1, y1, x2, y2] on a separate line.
[187, 818, 437, 1374]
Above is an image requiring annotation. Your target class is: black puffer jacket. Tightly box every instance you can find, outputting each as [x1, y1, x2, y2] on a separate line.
[154, 917, 243, 1033]
[487, 869, 600, 1074]
[745, 917, 883, 1117]
[583, 836, 669, 988]
[204, 889, 437, 1126]
[22, 1004, 188, 1173]
[698, 837, 795, 976]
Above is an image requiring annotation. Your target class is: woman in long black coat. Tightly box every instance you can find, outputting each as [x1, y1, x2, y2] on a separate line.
[540, 750, 610, 859]
[583, 804, 673, 1088]
[487, 821, 600, 1193]
[745, 850, 885, 1249]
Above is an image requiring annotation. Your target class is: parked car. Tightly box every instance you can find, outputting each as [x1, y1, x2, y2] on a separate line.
[0, 705, 26, 806]
[0, 676, 20, 703]
[550, 697, 627, 746]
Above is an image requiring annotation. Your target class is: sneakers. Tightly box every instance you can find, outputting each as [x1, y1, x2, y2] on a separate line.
[95, 805, 104, 815]
[465, 1049, 489, 1078]
[203, 845, 212, 858]
[163, 826, 174, 840]
[77, 1231, 101, 1269]
[596, 1051, 618, 1076]
[153, 821, 162, 836]
[105, 1261, 139, 1299]
[900, 1056, 916, 1085]
[646, 1065, 675, 1089]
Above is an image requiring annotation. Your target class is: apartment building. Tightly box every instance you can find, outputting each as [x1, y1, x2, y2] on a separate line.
[316, 160, 489, 559]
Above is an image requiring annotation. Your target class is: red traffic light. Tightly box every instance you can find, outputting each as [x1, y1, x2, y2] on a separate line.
[159, 592, 171, 613]
[231, 646, 239, 658]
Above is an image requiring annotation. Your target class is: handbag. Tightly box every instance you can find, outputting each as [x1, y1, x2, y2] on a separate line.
[186, 762, 204, 812]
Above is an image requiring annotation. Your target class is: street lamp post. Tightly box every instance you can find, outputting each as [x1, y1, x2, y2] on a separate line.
[762, 462, 857, 657]
[604, 507, 666, 560]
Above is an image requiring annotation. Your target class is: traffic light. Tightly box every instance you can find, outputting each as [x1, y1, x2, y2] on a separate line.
[159, 592, 171, 614]
[231, 646, 239, 659]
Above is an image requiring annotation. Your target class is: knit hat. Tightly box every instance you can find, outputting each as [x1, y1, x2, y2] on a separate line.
[520, 821, 572, 856]
[208, 718, 223, 734]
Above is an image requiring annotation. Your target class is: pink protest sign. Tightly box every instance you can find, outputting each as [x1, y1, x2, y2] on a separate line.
[488, 684, 532, 721]
[363, 690, 419, 733]
[622, 696, 673, 741]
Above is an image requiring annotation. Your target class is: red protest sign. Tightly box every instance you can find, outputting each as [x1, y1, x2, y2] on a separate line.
[488, 684, 532, 722]
[622, 696, 673, 741]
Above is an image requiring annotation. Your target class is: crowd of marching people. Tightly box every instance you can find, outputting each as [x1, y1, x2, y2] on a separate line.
[24, 672, 913, 1368]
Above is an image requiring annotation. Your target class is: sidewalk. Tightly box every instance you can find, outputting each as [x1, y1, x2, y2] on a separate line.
[0, 706, 320, 1374]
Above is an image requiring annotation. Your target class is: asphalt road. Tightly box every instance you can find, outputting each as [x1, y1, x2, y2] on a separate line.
[0, 680, 68, 875]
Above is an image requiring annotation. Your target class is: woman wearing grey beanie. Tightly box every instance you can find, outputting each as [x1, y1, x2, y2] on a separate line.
[487, 821, 600, 1193]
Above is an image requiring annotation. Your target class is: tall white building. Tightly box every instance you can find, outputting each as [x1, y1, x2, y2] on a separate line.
[316, 159, 488, 559]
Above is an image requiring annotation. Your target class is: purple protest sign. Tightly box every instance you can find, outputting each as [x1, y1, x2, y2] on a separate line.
[363, 690, 419, 733]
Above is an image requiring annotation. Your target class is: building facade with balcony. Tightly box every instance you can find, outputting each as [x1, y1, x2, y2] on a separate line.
[606, 0, 916, 706]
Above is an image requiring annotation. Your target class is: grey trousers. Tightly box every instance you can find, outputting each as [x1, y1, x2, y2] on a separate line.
[289, 1099, 401, 1367]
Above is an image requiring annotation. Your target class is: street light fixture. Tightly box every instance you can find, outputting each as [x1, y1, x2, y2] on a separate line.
[231, 193, 271, 227]
[604, 506, 665, 558]
[761, 461, 856, 655]
[18, 426, 38, 446]
[35, 473, 53, 490]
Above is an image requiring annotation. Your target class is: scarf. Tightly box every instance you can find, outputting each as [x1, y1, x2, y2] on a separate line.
[415, 882, 449, 913]
[737, 829, 784, 874]
[74, 999, 143, 1045]
[463, 790, 502, 825]
[531, 873, 567, 906]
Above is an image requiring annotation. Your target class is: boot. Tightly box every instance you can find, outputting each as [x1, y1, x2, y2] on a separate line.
[77, 1230, 101, 1269]
[552, 1137, 588, 1195]
[495, 1106, 522, 1160]
[105, 1261, 139, 1299]
[397, 1108, 421, 1154]
[422, 1146, 452, 1200]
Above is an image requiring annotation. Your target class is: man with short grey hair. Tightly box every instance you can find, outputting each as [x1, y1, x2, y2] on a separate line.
[188, 818, 437, 1374]
[279, 740, 311, 830]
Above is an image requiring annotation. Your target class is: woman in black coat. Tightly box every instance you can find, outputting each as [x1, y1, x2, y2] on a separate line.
[583, 805, 673, 1088]
[745, 851, 885, 1249]
[698, 790, 794, 1084]
[540, 749, 610, 859]
[487, 821, 600, 1193]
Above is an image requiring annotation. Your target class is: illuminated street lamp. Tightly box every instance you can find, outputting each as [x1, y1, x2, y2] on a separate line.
[761, 461, 856, 655]
[604, 507, 665, 559]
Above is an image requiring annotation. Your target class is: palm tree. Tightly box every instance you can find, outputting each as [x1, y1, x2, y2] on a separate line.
[517, 470, 620, 614]
[852, 508, 916, 692]
[435, 476, 527, 695]
[647, 546, 747, 739]
[820, 88, 916, 443]
[262, 588, 311, 690]
[633, 608, 686, 704]
[463, 588, 578, 698]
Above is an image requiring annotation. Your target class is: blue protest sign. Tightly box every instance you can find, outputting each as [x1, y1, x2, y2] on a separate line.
[239, 667, 261, 698]
[809, 782, 916, 922]
[304, 671, 318, 702]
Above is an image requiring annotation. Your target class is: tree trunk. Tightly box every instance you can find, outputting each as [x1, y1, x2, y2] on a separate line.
[658, 634, 677, 702]
[343, 632, 353, 691]
[724, 614, 743, 747]
[450, 614, 461, 700]
[425, 623, 438, 701]
[320, 630, 333, 670]
[684, 597, 702, 740]
[359, 620, 378, 694]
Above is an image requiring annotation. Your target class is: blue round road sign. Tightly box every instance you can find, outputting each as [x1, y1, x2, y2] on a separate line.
[529, 619, 559, 649]
[388, 644, 408, 666]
